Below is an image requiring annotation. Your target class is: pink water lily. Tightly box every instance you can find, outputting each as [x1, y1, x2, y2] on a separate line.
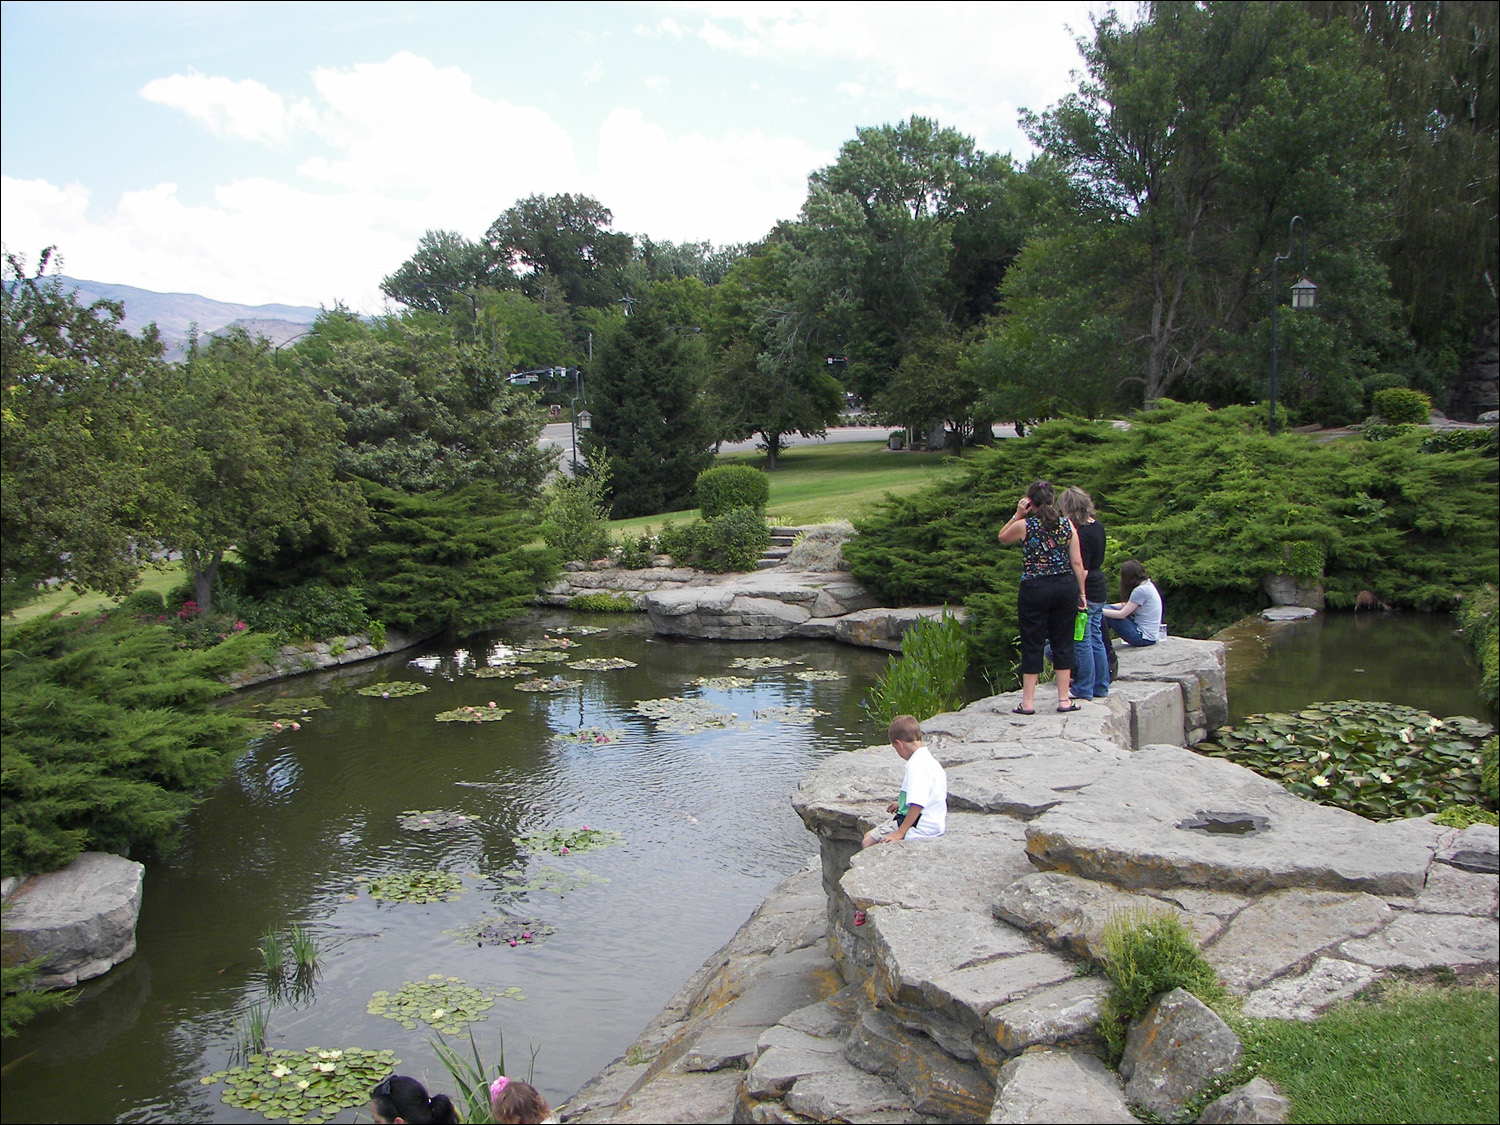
[382, 691, 390, 698]
[290, 722, 301, 731]
[560, 846, 569, 854]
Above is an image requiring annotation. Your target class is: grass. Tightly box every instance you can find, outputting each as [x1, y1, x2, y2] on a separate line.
[1233, 977, 1498, 1123]
[607, 441, 965, 539]
[6, 560, 188, 624]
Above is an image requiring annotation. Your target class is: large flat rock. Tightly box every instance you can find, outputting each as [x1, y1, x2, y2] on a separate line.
[2, 852, 145, 988]
[1204, 889, 1391, 993]
[643, 570, 883, 642]
[1111, 635, 1229, 733]
[1025, 745, 1441, 897]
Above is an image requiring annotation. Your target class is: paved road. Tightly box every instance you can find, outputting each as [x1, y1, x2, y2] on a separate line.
[541, 423, 1019, 473]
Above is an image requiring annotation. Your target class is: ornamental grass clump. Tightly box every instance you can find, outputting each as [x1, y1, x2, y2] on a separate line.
[1198, 701, 1494, 821]
[1097, 910, 1225, 1061]
[865, 611, 969, 723]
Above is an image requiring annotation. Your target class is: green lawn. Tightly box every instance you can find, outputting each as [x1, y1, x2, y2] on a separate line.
[6, 561, 189, 624]
[608, 441, 967, 537]
[1234, 980, 1499, 1123]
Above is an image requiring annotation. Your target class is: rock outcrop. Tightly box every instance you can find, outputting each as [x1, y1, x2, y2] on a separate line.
[1, 852, 146, 988]
[564, 635, 1497, 1123]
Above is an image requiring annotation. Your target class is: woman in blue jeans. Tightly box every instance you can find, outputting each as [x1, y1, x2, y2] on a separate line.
[1104, 559, 1163, 646]
[1060, 487, 1108, 699]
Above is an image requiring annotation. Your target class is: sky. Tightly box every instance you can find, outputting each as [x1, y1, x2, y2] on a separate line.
[1, 1, 1114, 313]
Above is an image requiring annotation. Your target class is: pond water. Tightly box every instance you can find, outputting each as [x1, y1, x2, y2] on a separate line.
[0, 613, 892, 1124]
[1222, 611, 1494, 724]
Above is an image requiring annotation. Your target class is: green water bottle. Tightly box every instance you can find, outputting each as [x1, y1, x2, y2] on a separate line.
[1074, 610, 1088, 641]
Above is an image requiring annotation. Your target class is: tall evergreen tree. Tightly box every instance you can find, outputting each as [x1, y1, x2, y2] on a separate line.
[582, 289, 714, 518]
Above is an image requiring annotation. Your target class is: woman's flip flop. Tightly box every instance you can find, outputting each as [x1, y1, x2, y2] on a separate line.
[1057, 702, 1082, 713]
[1012, 706, 1035, 715]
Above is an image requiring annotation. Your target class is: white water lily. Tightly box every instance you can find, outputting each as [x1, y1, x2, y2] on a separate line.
[1399, 726, 1414, 744]
[271, 1065, 291, 1078]
[1313, 774, 1331, 788]
[296, 1079, 311, 1090]
[315, 1062, 337, 1073]
[1428, 718, 1444, 731]
[1378, 772, 1394, 784]
[1318, 750, 1331, 760]
[430, 1008, 447, 1021]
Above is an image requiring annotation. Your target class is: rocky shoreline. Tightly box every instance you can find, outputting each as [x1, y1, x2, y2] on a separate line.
[560, 637, 1499, 1124]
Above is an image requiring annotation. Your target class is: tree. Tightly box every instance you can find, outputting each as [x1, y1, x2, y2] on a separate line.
[582, 289, 715, 517]
[797, 117, 1032, 404]
[153, 329, 365, 611]
[380, 229, 499, 313]
[707, 245, 845, 468]
[2, 250, 169, 604]
[485, 193, 634, 310]
[1024, 3, 1398, 410]
[289, 310, 554, 496]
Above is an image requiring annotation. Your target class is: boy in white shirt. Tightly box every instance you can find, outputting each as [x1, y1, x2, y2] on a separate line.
[862, 715, 948, 848]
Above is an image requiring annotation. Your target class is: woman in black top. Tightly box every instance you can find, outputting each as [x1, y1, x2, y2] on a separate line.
[1060, 487, 1109, 699]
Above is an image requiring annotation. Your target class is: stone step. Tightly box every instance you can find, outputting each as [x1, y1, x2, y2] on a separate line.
[754, 558, 781, 570]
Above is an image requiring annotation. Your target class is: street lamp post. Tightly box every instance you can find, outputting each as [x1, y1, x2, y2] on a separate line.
[569, 367, 589, 473]
[1269, 216, 1317, 436]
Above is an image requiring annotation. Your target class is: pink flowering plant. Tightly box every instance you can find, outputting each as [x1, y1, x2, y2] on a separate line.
[512, 825, 622, 856]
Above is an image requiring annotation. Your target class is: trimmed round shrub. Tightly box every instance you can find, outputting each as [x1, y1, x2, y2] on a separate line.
[700, 507, 771, 572]
[696, 465, 769, 519]
[1372, 387, 1432, 425]
[1361, 371, 1408, 414]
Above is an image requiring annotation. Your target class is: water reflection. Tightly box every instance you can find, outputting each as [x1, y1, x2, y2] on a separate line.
[0, 613, 891, 1124]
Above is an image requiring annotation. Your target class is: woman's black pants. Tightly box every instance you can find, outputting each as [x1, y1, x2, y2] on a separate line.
[1018, 573, 1077, 675]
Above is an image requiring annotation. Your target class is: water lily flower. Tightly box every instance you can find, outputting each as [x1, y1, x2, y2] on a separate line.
[315, 1062, 337, 1073]
[488, 701, 497, 708]
[296, 1080, 311, 1090]
[290, 722, 301, 731]
[1378, 772, 1394, 783]
[1399, 727, 1414, 744]
[273, 722, 283, 730]
[1428, 718, 1444, 731]
[560, 846, 569, 854]
[522, 931, 533, 940]
[509, 939, 518, 947]
[430, 1009, 447, 1021]
[1313, 774, 1331, 787]
[271, 1065, 291, 1078]
[382, 691, 390, 698]
[1318, 750, 1330, 760]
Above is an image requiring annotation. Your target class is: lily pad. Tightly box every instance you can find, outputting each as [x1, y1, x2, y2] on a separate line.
[202, 1046, 398, 1122]
[515, 677, 583, 693]
[729, 656, 804, 670]
[363, 870, 465, 904]
[793, 669, 846, 682]
[397, 809, 475, 832]
[691, 675, 754, 690]
[522, 635, 580, 650]
[552, 625, 608, 636]
[512, 650, 571, 664]
[633, 696, 743, 732]
[435, 705, 512, 722]
[367, 974, 519, 1035]
[515, 825, 623, 855]
[469, 665, 539, 678]
[566, 657, 638, 671]
[550, 727, 626, 748]
[445, 915, 558, 947]
[1199, 700, 1494, 821]
[356, 682, 429, 697]
[752, 705, 829, 725]
[499, 865, 608, 896]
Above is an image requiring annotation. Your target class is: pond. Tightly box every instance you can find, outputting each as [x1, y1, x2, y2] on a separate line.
[0, 612, 892, 1124]
[1222, 611, 1494, 724]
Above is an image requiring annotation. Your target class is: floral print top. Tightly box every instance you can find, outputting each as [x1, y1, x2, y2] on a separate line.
[1021, 515, 1075, 581]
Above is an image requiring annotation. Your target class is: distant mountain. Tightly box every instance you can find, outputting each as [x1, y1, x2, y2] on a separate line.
[54, 276, 324, 359]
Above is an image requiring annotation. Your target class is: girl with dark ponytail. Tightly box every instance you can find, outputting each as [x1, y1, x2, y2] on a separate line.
[998, 479, 1088, 713]
[369, 1075, 461, 1125]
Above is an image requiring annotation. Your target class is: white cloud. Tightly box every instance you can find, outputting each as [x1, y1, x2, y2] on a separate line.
[674, 1, 1109, 153]
[644, 75, 671, 93]
[584, 60, 604, 84]
[592, 107, 826, 246]
[139, 72, 312, 143]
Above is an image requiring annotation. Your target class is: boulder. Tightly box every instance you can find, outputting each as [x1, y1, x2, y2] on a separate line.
[1195, 1077, 1290, 1123]
[986, 976, 1110, 1057]
[1110, 636, 1229, 735]
[1120, 988, 1242, 1121]
[989, 1047, 1136, 1123]
[993, 873, 1220, 960]
[1436, 823, 1499, 874]
[831, 606, 956, 651]
[1204, 889, 1392, 993]
[1, 852, 145, 988]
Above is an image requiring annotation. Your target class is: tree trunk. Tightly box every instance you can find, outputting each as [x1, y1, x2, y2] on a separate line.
[763, 431, 784, 470]
[190, 550, 222, 613]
